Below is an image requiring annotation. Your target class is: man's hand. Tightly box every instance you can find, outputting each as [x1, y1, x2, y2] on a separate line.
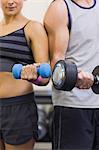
[76, 70, 94, 89]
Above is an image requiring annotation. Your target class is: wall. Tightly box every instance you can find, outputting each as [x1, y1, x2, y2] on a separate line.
[22, 0, 51, 22]
[0, 0, 52, 22]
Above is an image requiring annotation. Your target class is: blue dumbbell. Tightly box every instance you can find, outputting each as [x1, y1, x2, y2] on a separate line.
[12, 63, 51, 79]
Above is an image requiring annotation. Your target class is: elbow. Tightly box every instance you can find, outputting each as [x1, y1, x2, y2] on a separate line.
[51, 56, 63, 70]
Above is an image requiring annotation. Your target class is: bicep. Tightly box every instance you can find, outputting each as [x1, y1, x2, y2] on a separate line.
[44, 0, 70, 69]
[44, 20, 69, 69]
[49, 26, 69, 62]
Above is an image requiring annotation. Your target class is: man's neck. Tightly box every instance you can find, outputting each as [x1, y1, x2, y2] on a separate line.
[73, 0, 94, 7]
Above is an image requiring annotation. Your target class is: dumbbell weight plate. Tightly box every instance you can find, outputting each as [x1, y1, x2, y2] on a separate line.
[52, 60, 78, 91]
[92, 66, 99, 94]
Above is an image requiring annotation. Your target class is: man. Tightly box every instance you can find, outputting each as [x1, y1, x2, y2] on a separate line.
[44, 0, 99, 149]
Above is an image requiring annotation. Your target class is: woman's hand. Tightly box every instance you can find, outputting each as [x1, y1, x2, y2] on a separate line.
[21, 64, 39, 81]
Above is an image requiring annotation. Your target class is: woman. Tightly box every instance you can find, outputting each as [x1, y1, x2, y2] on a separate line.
[0, 0, 49, 150]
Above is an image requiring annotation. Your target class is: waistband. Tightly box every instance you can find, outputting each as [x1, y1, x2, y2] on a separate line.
[0, 92, 34, 106]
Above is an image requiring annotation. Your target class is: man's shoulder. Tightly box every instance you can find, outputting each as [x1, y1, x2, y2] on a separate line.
[49, 0, 67, 10]
[44, 0, 68, 22]
[44, 0, 69, 32]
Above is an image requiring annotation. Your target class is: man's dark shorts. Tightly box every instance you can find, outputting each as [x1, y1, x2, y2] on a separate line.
[52, 106, 99, 150]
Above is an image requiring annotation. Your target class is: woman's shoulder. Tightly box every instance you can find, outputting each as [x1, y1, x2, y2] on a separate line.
[25, 20, 45, 37]
[26, 20, 44, 30]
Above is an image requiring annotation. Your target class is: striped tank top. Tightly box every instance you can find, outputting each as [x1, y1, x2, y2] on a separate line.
[0, 22, 35, 72]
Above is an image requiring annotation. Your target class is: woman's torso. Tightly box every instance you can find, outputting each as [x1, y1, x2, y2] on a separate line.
[0, 72, 33, 98]
[0, 17, 34, 98]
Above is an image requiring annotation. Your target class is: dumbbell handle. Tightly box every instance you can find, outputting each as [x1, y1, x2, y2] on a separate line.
[94, 75, 99, 85]
[12, 63, 51, 79]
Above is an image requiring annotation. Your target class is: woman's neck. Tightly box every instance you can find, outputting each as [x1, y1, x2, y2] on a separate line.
[2, 13, 23, 25]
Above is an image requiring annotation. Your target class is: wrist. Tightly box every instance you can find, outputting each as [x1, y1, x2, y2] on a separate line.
[31, 76, 42, 85]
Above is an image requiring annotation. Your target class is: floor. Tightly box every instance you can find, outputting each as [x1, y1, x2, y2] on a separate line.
[34, 142, 52, 150]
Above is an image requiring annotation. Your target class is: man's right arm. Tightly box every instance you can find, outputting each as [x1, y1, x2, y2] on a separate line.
[44, 0, 94, 89]
[44, 0, 70, 70]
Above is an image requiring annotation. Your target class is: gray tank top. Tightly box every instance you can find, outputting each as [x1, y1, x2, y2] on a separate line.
[52, 0, 99, 108]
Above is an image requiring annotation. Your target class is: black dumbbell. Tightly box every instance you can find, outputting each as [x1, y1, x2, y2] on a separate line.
[52, 60, 99, 94]
[92, 66, 99, 94]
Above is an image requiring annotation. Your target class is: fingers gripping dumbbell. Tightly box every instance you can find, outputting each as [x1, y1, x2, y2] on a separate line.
[12, 63, 51, 79]
[52, 60, 99, 94]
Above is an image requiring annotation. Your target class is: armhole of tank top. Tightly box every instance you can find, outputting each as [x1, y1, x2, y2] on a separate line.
[63, 0, 72, 33]
[23, 21, 35, 63]
[24, 20, 32, 28]
[23, 20, 32, 34]
[52, 0, 72, 33]
[23, 20, 31, 49]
